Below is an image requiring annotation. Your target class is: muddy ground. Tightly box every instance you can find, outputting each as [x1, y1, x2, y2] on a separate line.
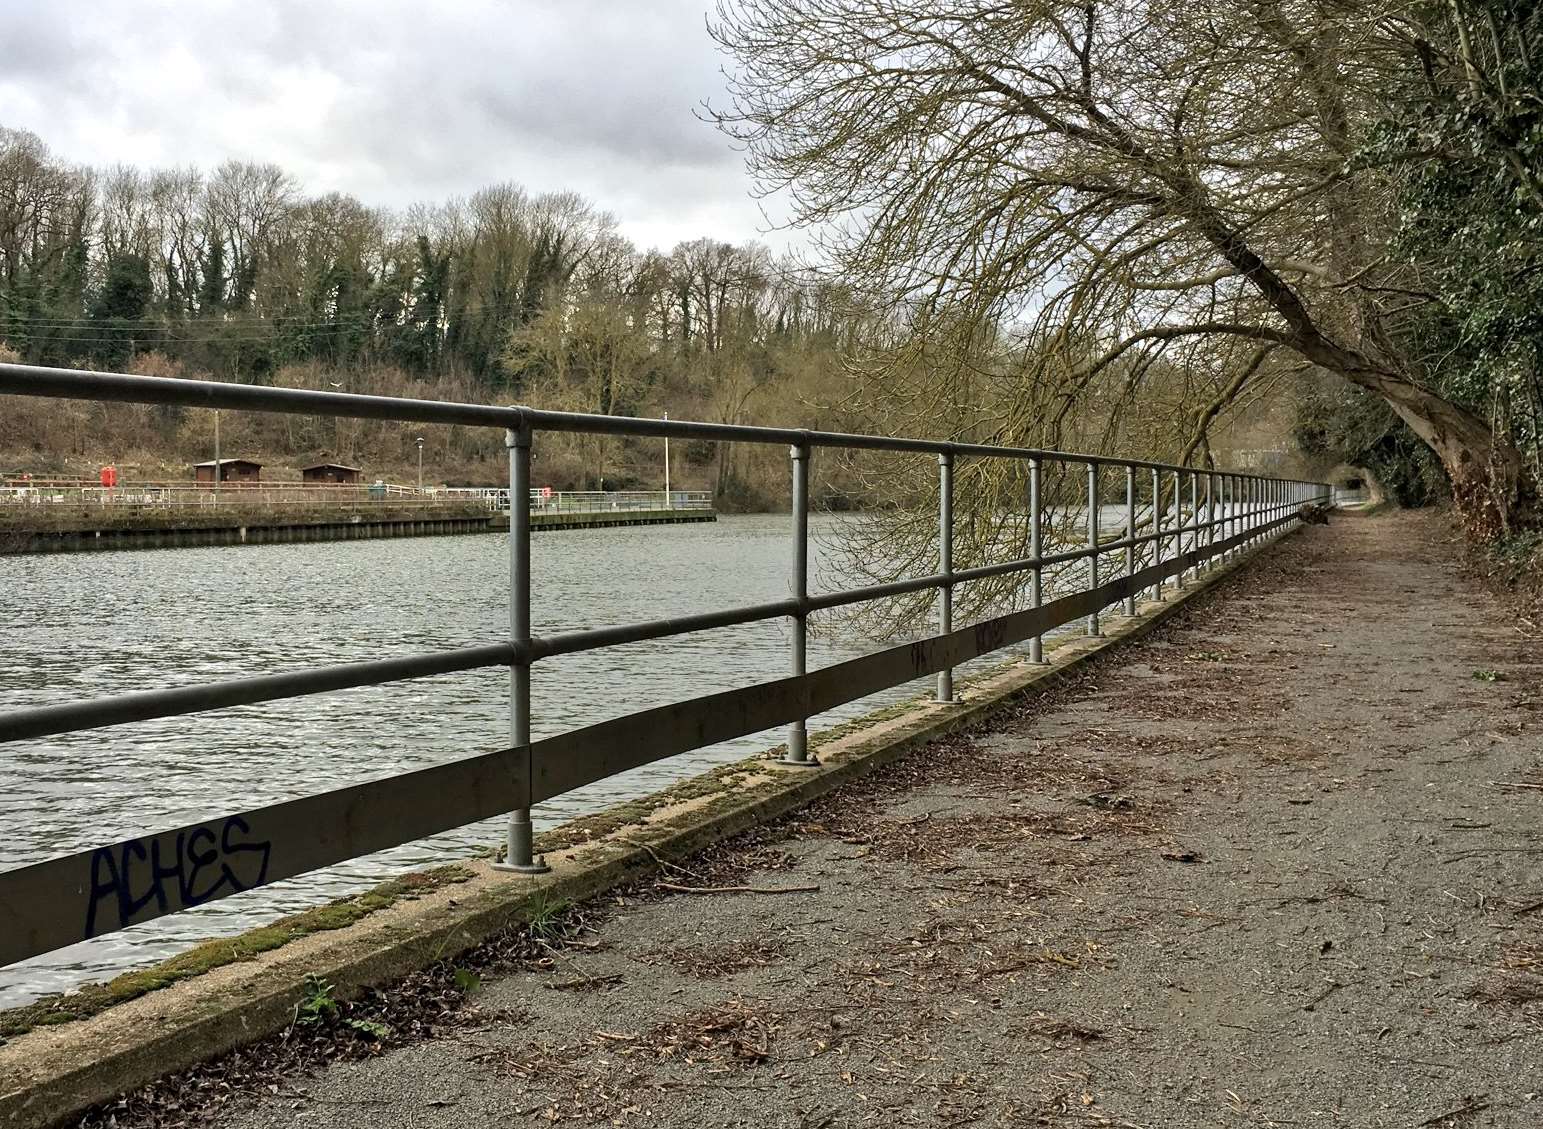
[93, 512, 1543, 1127]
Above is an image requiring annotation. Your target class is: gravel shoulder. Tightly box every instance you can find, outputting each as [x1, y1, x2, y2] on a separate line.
[111, 512, 1543, 1128]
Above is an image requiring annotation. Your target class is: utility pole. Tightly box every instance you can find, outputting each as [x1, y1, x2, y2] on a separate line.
[213, 409, 220, 505]
[663, 411, 670, 508]
[416, 437, 425, 492]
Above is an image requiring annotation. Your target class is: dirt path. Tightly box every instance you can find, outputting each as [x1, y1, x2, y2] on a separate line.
[129, 512, 1543, 1128]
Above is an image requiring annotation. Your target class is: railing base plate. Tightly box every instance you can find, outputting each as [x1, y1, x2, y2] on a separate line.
[493, 858, 552, 876]
[776, 754, 822, 768]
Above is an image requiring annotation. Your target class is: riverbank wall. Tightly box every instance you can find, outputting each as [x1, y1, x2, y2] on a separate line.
[0, 506, 716, 554]
[509, 508, 717, 533]
[0, 521, 1301, 1129]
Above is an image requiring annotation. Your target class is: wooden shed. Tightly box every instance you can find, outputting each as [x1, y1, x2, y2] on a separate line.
[193, 459, 262, 483]
[300, 463, 361, 485]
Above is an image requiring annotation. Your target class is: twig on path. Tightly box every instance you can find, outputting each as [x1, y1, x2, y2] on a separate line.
[1444, 848, 1543, 863]
[1416, 1096, 1490, 1126]
[1302, 979, 1344, 1012]
[546, 973, 624, 993]
[656, 881, 820, 896]
[618, 836, 701, 879]
[1512, 898, 1543, 918]
[1490, 780, 1543, 791]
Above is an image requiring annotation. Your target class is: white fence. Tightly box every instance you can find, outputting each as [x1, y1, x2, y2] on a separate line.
[441, 488, 715, 513]
[1, 482, 439, 508]
[1, 484, 715, 513]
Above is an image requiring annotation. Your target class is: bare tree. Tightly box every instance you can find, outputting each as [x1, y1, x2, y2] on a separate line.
[709, 0, 1532, 533]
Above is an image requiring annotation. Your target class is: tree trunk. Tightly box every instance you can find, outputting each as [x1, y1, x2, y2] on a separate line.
[1376, 380, 1530, 538]
[1288, 321, 1529, 536]
[1174, 178, 1533, 536]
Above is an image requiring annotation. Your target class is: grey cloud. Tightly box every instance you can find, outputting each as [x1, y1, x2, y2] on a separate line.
[0, 0, 778, 250]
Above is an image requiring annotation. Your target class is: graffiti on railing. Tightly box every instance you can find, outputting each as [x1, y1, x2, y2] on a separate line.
[84, 816, 272, 937]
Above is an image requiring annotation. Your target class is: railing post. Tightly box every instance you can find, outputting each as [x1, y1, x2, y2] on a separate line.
[1228, 475, 1237, 557]
[1175, 470, 1187, 587]
[1188, 471, 1199, 577]
[1238, 475, 1245, 552]
[498, 422, 548, 875]
[1218, 475, 1228, 559]
[1029, 457, 1045, 663]
[1151, 467, 1163, 600]
[1123, 464, 1136, 616]
[1245, 478, 1253, 545]
[1205, 472, 1215, 570]
[1086, 461, 1101, 636]
[782, 441, 817, 766]
[937, 450, 955, 702]
[1170, 470, 1182, 581]
[1238, 476, 1246, 551]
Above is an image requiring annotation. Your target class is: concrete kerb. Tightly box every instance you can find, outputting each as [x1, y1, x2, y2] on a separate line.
[0, 521, 1303, 1129]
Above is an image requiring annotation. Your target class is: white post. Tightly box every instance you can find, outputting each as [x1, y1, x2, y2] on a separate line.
[663, 411, 671, 509]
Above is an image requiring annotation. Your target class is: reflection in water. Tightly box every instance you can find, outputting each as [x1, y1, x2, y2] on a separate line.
[0, 513, 1108, 1005]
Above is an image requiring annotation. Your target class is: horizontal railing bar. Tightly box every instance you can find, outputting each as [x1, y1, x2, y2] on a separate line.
[804, 572, 948, 612]
[0, 364, 519, 429]
[0, 505, 1302, 969]
[0, 643, 515, 744]
[0, 363, 1325, 483]
[0, 496, 1320, 746]
[0, 500, 1319, 745]
[530, 598, 800, 660]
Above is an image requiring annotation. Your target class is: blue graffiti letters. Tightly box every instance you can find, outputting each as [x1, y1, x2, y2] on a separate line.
[84, 816, 272, 938]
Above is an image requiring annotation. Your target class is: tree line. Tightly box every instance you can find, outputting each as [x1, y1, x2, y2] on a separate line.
[0, 126, 883, 499]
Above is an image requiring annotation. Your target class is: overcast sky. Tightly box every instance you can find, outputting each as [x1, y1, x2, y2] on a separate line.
[0, 0, 785, 253]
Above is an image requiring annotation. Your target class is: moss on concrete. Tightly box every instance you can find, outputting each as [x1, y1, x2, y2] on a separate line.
[0, 864, 473, 1040]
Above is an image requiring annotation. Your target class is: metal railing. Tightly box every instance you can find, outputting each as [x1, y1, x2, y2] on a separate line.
[441, 488, 715, 513]
[0, 361, 1329, 970]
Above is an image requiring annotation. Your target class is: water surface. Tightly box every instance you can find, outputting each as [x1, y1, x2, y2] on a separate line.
[0, 512, 1138, 1005]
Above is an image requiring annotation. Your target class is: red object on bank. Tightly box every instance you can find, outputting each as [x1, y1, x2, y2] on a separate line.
[99, 465, 118, 488]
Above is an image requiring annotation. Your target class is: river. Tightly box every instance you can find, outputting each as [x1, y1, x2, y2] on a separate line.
[0, 513, 1121, 1006]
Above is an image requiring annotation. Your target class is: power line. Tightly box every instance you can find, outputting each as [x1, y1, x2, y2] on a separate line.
[0, 329, 394, 346]
[0, 312, 384, 330]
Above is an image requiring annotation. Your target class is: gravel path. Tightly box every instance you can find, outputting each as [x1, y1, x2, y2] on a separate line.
[130, 512, 1543, 1128]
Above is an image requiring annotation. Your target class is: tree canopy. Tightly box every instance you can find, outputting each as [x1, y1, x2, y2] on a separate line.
[710, 0, 1542, 535]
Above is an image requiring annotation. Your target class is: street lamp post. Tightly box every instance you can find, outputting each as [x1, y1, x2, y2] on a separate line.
[415, 437, 425, 492]
[663, 411, 670, 509]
